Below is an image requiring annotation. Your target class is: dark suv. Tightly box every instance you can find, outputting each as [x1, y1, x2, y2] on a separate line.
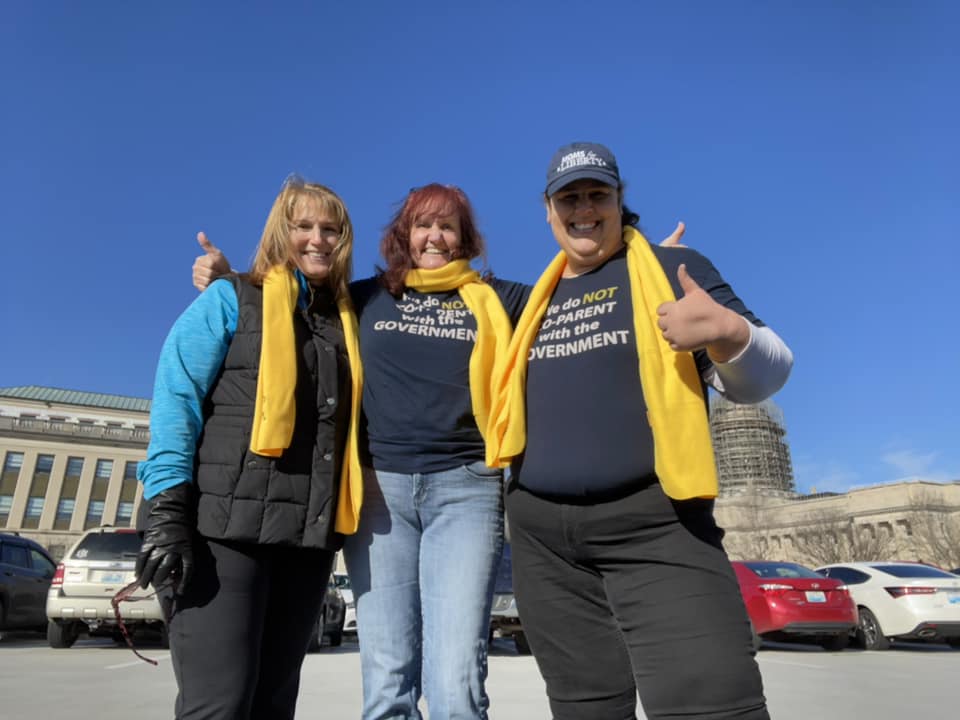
[489, 544, 530, 654]
[1, 532, 57, 633]
[308, 575, 346, 651]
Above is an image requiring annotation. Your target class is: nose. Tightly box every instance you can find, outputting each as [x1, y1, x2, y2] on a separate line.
[427, 222, 444, 241]
[573, 193, 594, 211]
[307, 226, 333, 246]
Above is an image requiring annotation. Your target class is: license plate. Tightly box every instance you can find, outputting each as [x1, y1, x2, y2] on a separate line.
[805, 591, 826, 603]
[948, 591, 960, 604]
[99, 572, 125, 584]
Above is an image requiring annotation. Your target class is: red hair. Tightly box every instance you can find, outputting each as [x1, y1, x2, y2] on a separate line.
[377, 184, 487, 295]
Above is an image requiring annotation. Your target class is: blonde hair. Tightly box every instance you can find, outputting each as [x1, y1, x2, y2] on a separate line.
[248, 177, 354, 303]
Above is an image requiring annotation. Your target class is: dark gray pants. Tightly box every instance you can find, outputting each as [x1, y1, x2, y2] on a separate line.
[506, 481, 768, 720]
[165, 537, 333, 720]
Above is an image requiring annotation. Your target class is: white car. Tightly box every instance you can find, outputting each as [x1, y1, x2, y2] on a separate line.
[815, 561, 960, 650]
[333, 573, 356, 634]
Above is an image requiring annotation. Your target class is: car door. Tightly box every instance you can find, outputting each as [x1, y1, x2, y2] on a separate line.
[1, 541, 38, 628]
[26, 548, 56, 625]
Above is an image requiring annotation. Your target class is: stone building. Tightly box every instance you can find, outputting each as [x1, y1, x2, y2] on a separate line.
[0, 386, 150, 560]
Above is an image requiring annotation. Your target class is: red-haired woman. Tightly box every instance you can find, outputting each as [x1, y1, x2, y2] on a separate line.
[342, 184, 527, 719]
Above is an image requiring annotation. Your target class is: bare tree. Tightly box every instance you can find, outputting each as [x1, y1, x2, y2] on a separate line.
[719, 494, 775, 561]
[792, 507, 898, 565]
[905, 489, 960, 570]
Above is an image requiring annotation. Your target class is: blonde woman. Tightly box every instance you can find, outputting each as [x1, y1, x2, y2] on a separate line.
[136, 177, 362, 720]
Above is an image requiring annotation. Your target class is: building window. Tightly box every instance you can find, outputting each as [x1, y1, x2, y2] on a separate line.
[115, 461, 140, 527]
[85, 500, 106, 528]
[84, 459, 113, 529]
[21, 453, 54, 529]
[55, 456, 84, 531]
[1, 452, 24, 528]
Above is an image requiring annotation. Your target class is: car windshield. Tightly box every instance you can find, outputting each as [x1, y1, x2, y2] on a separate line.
[70, 531, 141, 560]
[873, 564, 958, 579]
[743, 562, 822, 579]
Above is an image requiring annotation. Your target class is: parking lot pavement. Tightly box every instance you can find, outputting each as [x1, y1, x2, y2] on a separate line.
[1, 633, 957, 719]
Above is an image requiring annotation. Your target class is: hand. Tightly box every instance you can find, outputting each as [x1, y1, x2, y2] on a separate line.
[135, 484, 196, 594]
[659, 221, 687, 248]
[656, 264, 749, 362]
[192, 232, 232, 291]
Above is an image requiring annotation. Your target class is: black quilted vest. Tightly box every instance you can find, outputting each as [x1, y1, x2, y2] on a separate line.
[194, 275, 349, 551]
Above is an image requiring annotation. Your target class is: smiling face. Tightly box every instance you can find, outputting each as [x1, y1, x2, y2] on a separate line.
[289, 196, 341, 284]
[408, 213, 463, 270]
[546, 179, 624, 277]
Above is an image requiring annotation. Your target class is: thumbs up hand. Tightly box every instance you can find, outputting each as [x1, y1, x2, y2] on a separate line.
[192, 232, 232, 291]
[659, 221, 687, 248]
[656, 264, 750, 362]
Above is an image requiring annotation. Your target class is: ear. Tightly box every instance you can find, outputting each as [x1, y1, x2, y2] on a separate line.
[544, 198, 552, 224]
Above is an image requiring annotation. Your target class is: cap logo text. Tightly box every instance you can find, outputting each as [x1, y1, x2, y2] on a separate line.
[556, 150, 607, 173]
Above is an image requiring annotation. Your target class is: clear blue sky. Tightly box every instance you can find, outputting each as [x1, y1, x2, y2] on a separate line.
[2, 2, 957, 494]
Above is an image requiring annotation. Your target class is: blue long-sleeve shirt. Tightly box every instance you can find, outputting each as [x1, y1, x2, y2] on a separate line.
[137, 279, 239, 499]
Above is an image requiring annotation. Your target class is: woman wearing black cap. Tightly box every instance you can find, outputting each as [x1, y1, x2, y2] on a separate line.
[487, 142, 792, 719]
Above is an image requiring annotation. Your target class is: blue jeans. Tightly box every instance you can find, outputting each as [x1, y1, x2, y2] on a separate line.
[342, 462, 504, 720]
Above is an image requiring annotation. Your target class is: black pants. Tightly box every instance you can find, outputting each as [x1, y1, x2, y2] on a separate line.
[164, 537, 334, 720]
[506, 481, 768, 720]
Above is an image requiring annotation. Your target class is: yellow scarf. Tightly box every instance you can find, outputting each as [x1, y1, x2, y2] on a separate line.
[250, 266, 299, 457]
[334, 295, 364, 535]
[249, 265, 365, 534]
[486, 227, 719, 500]
[405, 259, 512, 440]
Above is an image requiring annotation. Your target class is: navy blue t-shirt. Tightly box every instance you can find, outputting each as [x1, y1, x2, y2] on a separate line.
[351, 276, 529, 474]
[514, 244, 761, 498]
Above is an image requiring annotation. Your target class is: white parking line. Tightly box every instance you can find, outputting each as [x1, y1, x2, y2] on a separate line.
[105, 653, 170, 669]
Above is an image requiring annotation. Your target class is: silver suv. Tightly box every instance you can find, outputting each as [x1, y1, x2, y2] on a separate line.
[46, 527, 165, 648]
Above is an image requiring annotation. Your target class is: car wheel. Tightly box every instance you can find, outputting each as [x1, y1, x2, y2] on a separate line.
[308, 616, 323, 652]
[513, 631, 532, 655]
[158, 622, 170, 649]
[947, 638, 960, 649]
[47, 620, 79, 649]
[749, 621, 762, 652]
[856, 607, 890, 651]
[819, 633, 850, 651]
[327, 629, 343, 647]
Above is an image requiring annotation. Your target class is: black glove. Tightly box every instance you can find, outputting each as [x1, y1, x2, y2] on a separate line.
[135, 483, 196, 594]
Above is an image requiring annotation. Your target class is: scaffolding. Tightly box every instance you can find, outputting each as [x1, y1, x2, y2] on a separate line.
[709, 395, 795, 497]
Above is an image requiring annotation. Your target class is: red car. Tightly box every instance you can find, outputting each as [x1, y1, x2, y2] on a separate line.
[732, 560, 858, 651]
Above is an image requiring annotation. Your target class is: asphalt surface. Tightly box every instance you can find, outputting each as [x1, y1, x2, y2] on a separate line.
[0, 631, 957, 718]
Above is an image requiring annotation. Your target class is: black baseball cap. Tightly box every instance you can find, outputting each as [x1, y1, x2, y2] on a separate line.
[545, 142, 620, 196]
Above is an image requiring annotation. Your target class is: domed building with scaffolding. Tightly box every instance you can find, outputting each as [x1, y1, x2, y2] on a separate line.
[709, 395, 796, 497]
